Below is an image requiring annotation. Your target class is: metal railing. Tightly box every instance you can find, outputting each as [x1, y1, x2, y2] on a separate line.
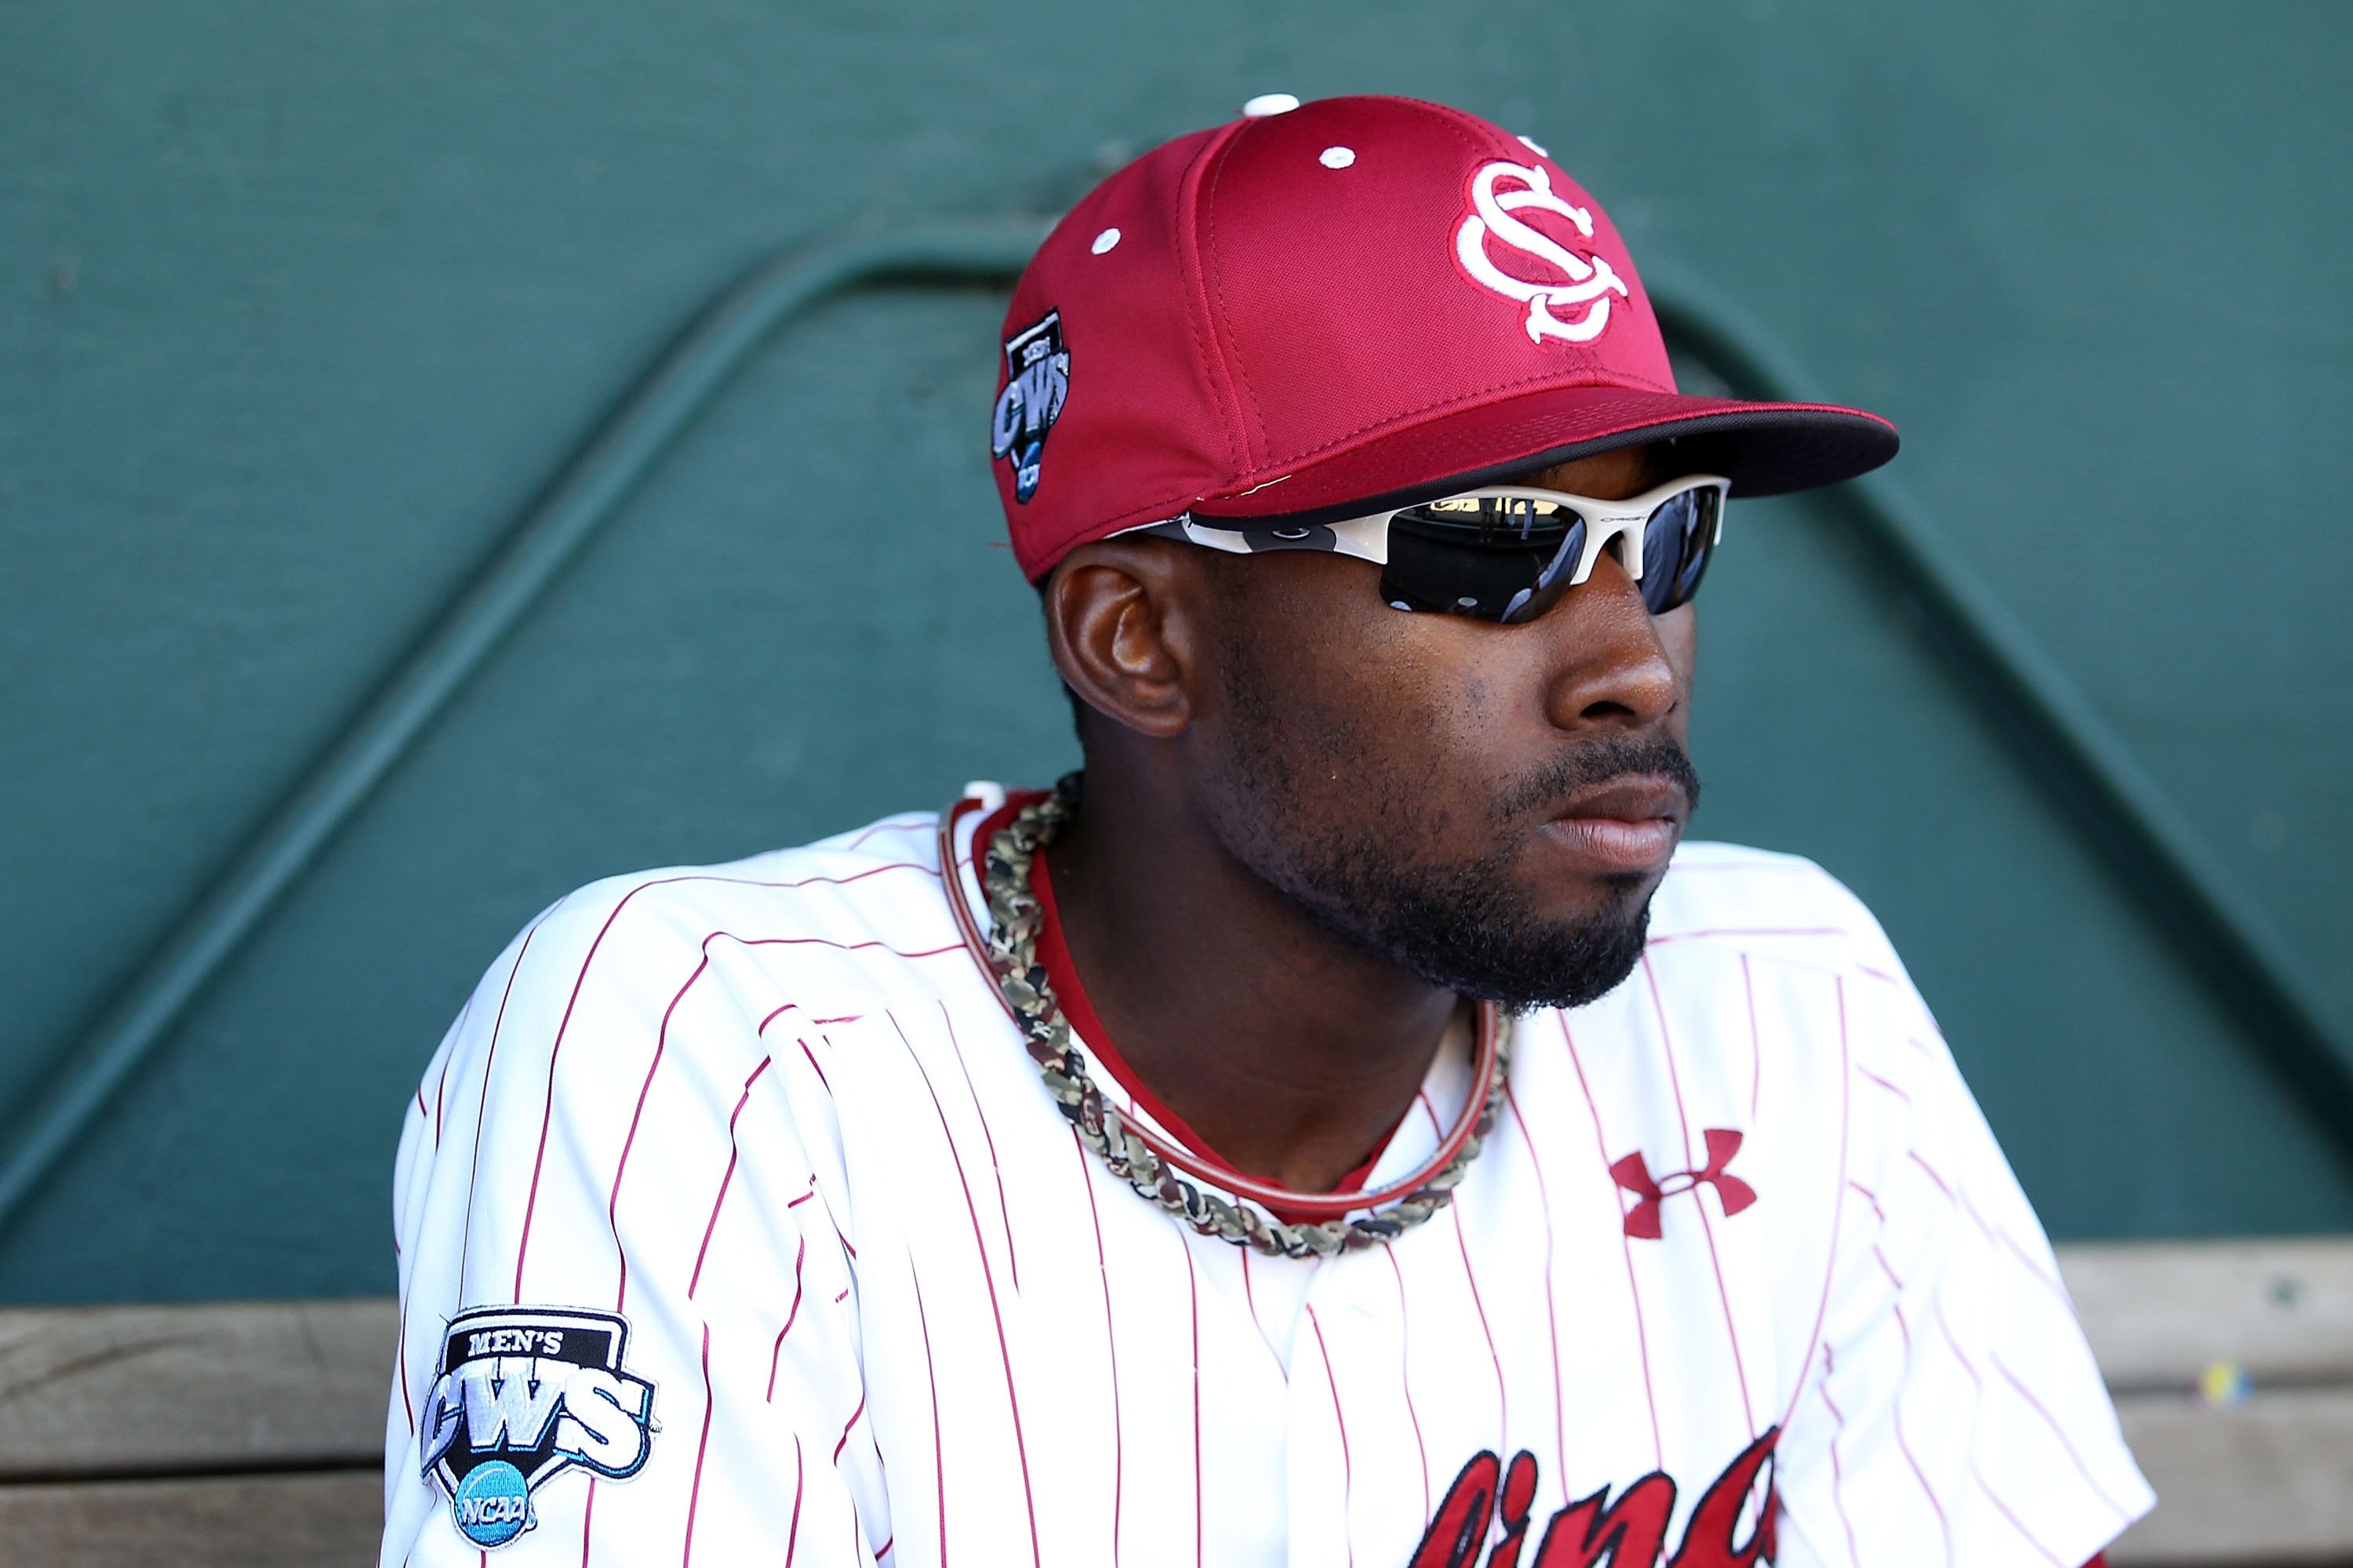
[1, 221, 2343, 1240]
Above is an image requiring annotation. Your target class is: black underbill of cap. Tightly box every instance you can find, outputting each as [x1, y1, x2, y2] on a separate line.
[1195, 407, 1899, 532]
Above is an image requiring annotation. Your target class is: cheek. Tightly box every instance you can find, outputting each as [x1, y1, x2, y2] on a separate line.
[1224, 562, 1508, 802]
[1655, 604, 1698, 671]
[1656, 606, 1698, 733]
[1331, 611, 1558, 813]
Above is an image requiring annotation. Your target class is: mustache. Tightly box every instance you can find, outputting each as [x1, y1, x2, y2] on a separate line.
[1493, 735, 1702, 821]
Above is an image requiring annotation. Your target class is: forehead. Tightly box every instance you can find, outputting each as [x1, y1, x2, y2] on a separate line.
[1514, 442, 1667, 499]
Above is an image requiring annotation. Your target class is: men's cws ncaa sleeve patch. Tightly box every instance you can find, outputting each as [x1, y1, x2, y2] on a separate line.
[387, 814, 2148, 1565]
[420, 1307, 656, 1550]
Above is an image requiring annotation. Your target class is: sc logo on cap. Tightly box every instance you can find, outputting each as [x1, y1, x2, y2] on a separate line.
[1454, 161, 1629, 346]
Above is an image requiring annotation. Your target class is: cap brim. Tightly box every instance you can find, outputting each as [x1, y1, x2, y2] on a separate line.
[1190, 385, 1898, 528]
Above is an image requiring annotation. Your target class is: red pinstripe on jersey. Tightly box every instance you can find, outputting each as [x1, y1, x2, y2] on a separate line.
[1849, 1180, 1887, 1223]
[832, 1390, 867, 1465]
[1499, 1085, 1565, 1483]
[396, 1299, 415, 1437]
[766, 1235, 806, 1403]
[892, 1012, 1043, 1568]
[1433, 1093, 1509, 1461]
[1640, 953, 1759, 1436]
[842, 815, 932, 851]
[785, 1435, 805, 1567]
[909, 1257, 947, 1564]
[1991, 1355, 2138, 1523]
[507, 872, 955, 1298]
[683, 1324, 716, 1567]
[538, 919, 962, 1301]
[1740, 955, 1762, 1121]
[689, 1058, 769, 1299]
[430, 991, 472, 1144]
[938, 1002, 1020, 1291]
[1236, 1247, 1286, 1379]
[1929, 1307, 2091, 1563]
[1817, 1345, 1864, 1566]
[1876, 1255, 1955, 1563]
[1380, 1246, 1433, 1523]
[1558, 1014, 1664, 1472]
[1071, 1130, 1124, 1568]
[1778, 977, 1853, 1439]
[384, 821, 2148, 1568]
[459, 915, 544, 1304]
[1307, 1304, 1356, 1568]
[1857, 1064, 1911, 1102]
[603, 942, 715, 1314]
[797, 1035, 832, 1094]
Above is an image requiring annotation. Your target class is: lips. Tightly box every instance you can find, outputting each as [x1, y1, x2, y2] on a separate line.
[1541, 775, 1689, 875]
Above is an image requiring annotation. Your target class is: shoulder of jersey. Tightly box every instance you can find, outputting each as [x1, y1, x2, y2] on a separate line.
[514, 808, 955, 980]
[1650, 839, 1904, 974]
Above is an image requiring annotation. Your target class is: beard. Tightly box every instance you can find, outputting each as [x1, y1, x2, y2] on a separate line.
[1208, 650, 1701, 1014]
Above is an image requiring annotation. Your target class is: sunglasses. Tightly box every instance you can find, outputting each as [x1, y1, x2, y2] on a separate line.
[1142, 474, 1729, 625]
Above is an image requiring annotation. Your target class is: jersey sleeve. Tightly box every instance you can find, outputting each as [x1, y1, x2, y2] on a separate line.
[1772, 935, 2155, 1568]
[381, 880, 885, 1566]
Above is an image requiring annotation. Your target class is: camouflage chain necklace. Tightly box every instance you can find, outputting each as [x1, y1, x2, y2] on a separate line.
[973, 775, 1511, 1259]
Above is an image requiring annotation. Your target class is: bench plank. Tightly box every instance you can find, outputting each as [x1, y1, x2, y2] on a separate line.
[0, 1470, 380, 1568]
[2106, 1385, 2353, 1564]
[0, 1298, 393, 1479]
[2059, 1238, 2353, 1392]
[0, 1240, 2348, 1565]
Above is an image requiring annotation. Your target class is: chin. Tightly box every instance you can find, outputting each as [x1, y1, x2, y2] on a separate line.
[1515, 861, 1660, 926]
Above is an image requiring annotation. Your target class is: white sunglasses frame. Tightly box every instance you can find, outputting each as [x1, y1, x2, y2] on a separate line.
[1140, 473, 1730, 617]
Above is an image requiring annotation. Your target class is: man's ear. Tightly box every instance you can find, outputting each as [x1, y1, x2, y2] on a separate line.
[1041, 537, 1213, 740]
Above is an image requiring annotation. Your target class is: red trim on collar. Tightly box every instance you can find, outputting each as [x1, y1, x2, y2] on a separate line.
[971, 793, 1396, 1214]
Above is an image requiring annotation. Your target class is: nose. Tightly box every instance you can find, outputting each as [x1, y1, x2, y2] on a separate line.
[1536, 549, 1683, 730]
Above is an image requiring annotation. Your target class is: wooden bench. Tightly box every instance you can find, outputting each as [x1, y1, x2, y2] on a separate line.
[3, 1240, 2348, 1566]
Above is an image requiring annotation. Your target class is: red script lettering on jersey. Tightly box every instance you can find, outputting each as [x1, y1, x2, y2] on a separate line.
[1409, 1428, 1778, 1568]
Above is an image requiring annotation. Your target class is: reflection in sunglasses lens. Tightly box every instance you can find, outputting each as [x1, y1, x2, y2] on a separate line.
[1382, 497, 1587, 622]
[1638, 489, 1716, 615]
[1377, 486, 1716, 623]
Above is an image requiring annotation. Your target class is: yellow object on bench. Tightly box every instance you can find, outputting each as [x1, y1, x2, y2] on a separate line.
[2068, 1239, 2353, 1564]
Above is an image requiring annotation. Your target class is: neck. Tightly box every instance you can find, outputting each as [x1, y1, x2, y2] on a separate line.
[1039, 759, 1460, 1193]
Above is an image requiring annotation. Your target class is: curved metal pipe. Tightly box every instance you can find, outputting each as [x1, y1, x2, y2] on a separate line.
[1649, 264, 2353, 1148]
[2, 221, 2343, 1248]
[0, 220, 1052, 1236]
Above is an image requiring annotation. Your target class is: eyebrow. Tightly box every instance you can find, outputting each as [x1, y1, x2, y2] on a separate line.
[1519, 445, 1670, 493]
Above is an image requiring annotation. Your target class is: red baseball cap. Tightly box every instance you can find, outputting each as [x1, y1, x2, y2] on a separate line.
[989, 93, 1898, 580]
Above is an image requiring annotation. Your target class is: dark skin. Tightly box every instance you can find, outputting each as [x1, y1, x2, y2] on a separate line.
[1038, 444, 1696, 1191]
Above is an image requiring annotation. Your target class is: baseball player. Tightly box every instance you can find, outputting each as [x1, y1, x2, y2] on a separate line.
[383, 95, 2151, 1566]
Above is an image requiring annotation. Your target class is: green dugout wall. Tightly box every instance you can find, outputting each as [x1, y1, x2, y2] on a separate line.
[2, 1, 2348, 1304]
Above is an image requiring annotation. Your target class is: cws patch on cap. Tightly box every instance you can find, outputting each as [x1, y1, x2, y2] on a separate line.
[988, 94, 1897, 581]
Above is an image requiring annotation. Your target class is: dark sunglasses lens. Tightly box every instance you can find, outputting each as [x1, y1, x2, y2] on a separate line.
[1638, 486, 1721, 615]
[1378, 496, 1587, 623]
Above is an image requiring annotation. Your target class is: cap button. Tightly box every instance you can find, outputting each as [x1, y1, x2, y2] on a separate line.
[1241, 93, 1300, 118]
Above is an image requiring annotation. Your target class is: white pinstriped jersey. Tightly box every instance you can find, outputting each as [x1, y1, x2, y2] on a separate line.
[384, 790, 2152, 1567]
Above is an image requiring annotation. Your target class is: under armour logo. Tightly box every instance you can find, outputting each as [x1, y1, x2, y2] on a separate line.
[1453, 159, 1631, 346]
[1611, 1129, 1756, 1239]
